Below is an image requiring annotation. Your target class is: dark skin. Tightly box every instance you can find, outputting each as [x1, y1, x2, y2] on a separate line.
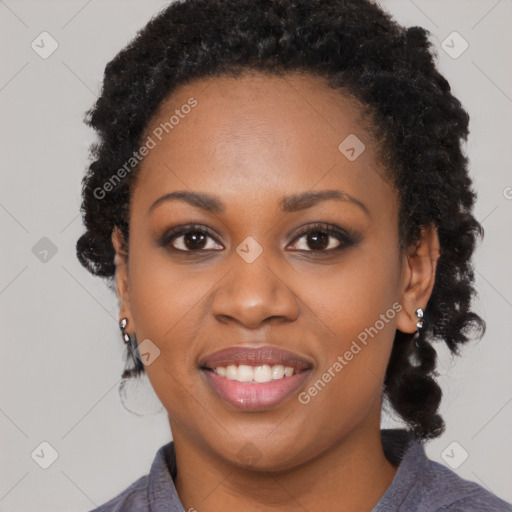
[112, 71, 440, 511]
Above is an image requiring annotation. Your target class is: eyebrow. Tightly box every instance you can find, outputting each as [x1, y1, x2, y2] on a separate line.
[149, 189, 369, 216]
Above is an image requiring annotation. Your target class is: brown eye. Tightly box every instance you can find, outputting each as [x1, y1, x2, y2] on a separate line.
[161, 225, 223, 252]
[288, 223, 356, 252]
[301, 230, 332, 251]
[180, 231, 208, 250]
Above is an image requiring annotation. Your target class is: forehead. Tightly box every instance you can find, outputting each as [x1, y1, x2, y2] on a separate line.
[146, 71, 371, 153]
[134, 71, 391, 213]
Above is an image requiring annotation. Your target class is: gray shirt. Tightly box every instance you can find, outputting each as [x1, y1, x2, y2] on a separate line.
[90, 429, 512, 511]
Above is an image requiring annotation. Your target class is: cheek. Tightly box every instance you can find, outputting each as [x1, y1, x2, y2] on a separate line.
[308, 247, 400, 334]
[293, 274, 400, 443]
[127, 248, 212, 412]
[128, 254, 208, 361]
[298, 247, 401, 393]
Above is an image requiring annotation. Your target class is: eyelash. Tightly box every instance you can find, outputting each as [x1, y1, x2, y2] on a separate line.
[160, 222, 357, 255]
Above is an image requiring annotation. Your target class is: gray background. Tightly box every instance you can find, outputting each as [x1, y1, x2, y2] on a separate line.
[1, 0, 511, 510]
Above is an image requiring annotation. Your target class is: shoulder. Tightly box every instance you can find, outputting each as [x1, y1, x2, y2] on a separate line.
[376, 430, 512, 512]
[88, 475, 150, 512]
[87, 441, 183, 512]
[421, 458, 512, 511]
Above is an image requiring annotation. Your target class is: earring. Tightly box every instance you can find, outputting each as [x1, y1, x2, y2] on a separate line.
[408, 308, 424, 367]
[119, 317, 130, 344]
[415, 307, 424, 330]
[119, 318, 144, 374]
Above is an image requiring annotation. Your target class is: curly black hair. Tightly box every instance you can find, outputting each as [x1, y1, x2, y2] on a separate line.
[77, 0, 485, 442]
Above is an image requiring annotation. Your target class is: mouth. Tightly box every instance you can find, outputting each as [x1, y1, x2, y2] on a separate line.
[199, 345, 313, 411]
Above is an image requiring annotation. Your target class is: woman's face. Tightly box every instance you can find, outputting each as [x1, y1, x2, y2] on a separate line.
[114, 71, 427, 470]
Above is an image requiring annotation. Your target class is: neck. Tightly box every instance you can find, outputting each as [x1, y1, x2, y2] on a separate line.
[172, 414, 398, 512]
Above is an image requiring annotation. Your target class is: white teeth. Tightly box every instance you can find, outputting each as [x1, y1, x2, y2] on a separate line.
[238, 364, 254, 382]
[254, 365, 272, 383]
[212, 364, 296, 383]
[272, 365, 285, 379]
[226, 365, 238, 380]
[284, 366, 294, 377]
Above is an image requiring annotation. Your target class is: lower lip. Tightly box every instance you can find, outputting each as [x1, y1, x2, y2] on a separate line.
[202, 369, 312, 411]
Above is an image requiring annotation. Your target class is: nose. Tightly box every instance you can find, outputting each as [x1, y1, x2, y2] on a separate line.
[211, 249, 300, 329]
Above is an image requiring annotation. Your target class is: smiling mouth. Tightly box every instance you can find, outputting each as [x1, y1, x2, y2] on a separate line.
[198, 344, 314, 411]
[200, 364, 312, 411]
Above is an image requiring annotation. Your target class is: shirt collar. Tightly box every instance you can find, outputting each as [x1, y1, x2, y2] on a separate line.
[373, 429, 429, 511]
[147, 441, 185, 512]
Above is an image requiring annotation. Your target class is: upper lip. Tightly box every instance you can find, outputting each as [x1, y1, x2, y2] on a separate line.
[199, 345, 313, 372]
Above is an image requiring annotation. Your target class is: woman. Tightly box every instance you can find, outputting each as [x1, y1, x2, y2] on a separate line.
[76, 0, 512, 510]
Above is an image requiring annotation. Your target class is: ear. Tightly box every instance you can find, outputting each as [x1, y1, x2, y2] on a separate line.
[396, 224, 440, 334]
[111, 227, 134, 330]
